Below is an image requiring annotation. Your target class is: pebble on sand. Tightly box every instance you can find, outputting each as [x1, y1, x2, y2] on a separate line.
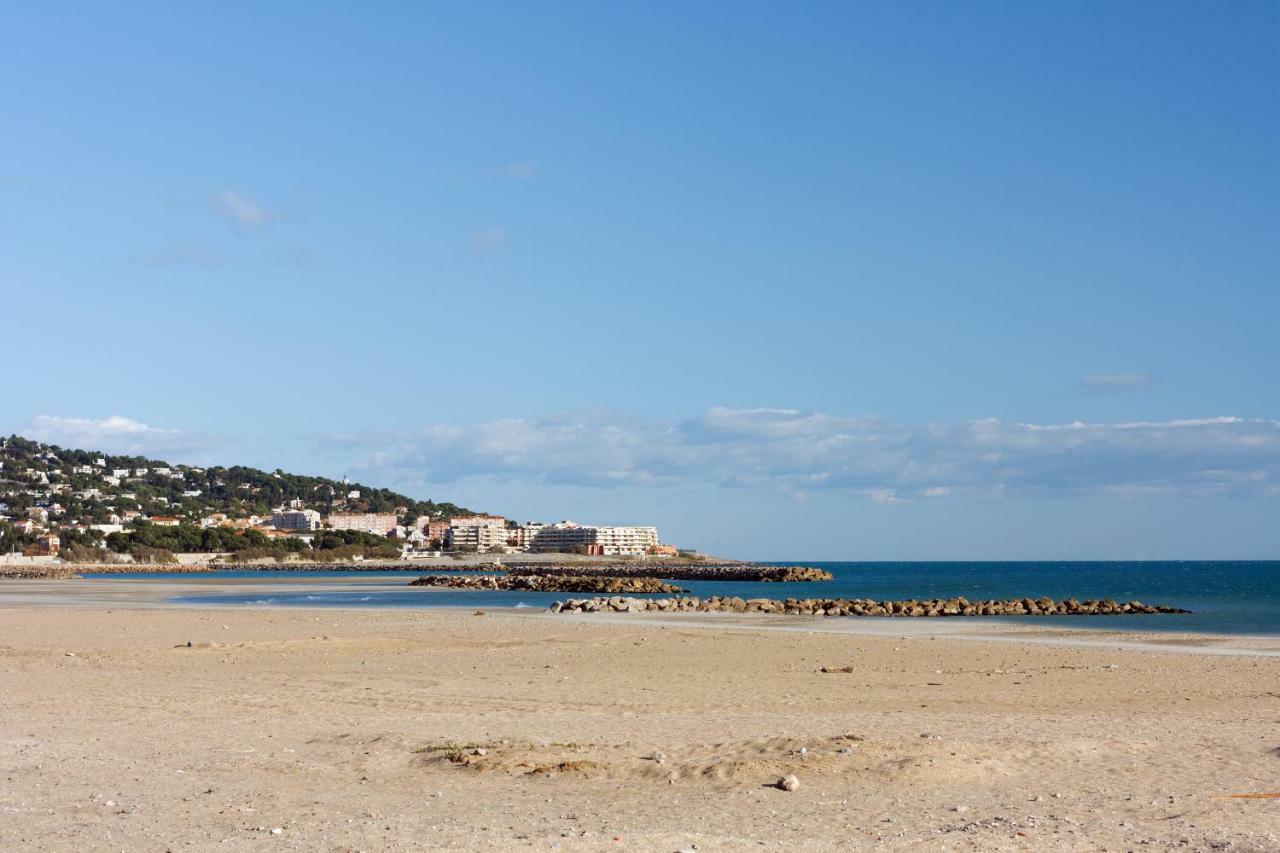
[777, 773, 800, 792]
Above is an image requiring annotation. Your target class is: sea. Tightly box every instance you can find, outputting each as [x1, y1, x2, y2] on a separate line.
[85, 560, 1280, 637]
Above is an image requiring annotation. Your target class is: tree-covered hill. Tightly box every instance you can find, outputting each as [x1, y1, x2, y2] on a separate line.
[0, 433, 477, 542]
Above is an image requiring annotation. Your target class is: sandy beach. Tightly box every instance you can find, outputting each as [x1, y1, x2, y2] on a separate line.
[1, 589, 1278, 851]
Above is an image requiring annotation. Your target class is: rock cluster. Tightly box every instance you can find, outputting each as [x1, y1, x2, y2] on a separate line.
[549, 595, 1189, 616]
[410, 574, 686, 594]
[506, 563, 833, 583]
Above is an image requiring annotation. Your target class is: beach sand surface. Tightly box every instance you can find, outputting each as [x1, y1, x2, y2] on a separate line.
[1, 603, 1279, 851]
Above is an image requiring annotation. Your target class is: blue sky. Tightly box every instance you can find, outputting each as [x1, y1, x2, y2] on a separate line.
[3, 2, 1278, 559]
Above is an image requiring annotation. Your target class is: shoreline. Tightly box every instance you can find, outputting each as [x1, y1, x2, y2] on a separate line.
[1, 576, 1278, 656]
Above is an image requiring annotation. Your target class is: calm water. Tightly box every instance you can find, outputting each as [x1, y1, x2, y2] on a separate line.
[88, 561, 1280, 636]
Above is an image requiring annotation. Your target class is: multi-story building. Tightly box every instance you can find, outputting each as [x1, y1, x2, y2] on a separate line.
[590, 525, 661, 556]
[445, 515, 508, 552]
[514, 522, 545, 550]
[326, 512, 397, 536]
[527, 521, 660, 556]
[271, 508, 322, 531]
[425, 520, 450, 545]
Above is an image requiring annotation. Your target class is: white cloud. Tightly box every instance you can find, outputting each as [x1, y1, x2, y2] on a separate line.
[1082, 372, 1152, 392]
[318, 407, 1280, 501]
[212, 189, 269, 230]
[21, 415, 222, 460]
[473, 225, 508, 255]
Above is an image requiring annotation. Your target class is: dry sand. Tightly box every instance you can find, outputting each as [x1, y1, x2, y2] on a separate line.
[1, 590, 1278, 850]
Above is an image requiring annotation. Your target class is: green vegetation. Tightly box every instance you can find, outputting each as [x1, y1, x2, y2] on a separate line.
[0, 434, 480, 559]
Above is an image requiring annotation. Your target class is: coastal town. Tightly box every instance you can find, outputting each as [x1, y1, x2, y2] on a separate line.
[0, 435, 677, 566]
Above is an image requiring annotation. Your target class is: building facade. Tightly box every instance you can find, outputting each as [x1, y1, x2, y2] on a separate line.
[326, 513, 398, 536]
[271, 508, 322, 531]
[445, 515, 508, 551]
[526, 521, 660, 556]
[425, 520, 450, 545]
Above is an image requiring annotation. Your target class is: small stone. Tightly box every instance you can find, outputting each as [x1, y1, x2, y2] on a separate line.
[953, 805, 969, 813]
[472, 748, 487, 757]
[650, 750, 666, 764]
[270, 827, 283, 836]
[777, 773, 800, 792]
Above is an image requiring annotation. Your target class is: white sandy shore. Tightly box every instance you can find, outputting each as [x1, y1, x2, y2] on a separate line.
[2, 583, 1279, 850]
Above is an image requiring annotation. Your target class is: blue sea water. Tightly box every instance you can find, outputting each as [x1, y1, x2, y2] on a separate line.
[87, 561, 1280, 637]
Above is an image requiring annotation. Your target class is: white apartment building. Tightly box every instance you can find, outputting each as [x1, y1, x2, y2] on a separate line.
[446, 515, 508, 551]
[271, 508, 322, 531]
[326, 512, 397, 536]
[591, 525, 660, 555]
[527, 521, 660, 556]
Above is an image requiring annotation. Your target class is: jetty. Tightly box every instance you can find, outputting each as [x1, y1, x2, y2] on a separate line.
[550, 595, 1190, 617]
[410, 574, 685, 594]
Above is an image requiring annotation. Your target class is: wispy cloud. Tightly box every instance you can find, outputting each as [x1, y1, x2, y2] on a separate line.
[20, 415, 224, 460]
[266, 244, 317, 269]
[1082, 372, 1152, 393]
[138, 243, 224, 269]
[504, 162, 537, 180]
[473, 225, 508, 255]
[212, 189, 269, 231]
[317, 407, 1280, 501]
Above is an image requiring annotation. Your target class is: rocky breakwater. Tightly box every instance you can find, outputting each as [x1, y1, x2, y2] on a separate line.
[550, 595, 1190, 616]
[0, 563, 218, 579]
[410, 574, 686, 594]
[505, 563, 833, 583]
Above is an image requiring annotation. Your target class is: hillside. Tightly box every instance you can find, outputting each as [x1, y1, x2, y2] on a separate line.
[0, 434, 478, 561]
